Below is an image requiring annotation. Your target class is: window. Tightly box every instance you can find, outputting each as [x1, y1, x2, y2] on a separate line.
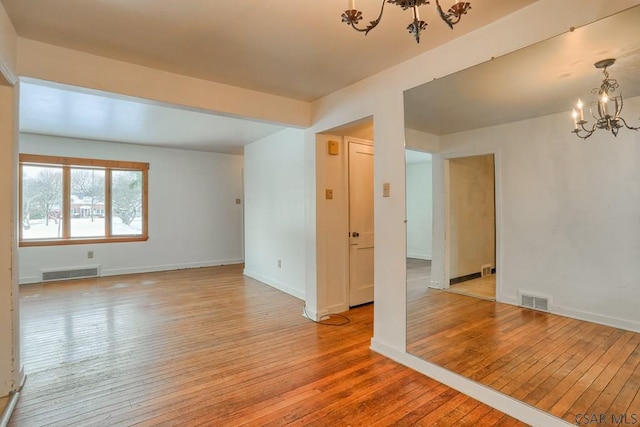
[20, 154, 149, 246]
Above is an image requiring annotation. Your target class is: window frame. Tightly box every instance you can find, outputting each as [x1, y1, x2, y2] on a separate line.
[19, 154, 149, 247]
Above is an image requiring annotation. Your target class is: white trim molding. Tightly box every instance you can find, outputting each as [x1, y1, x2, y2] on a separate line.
[370, 338, 573, 427]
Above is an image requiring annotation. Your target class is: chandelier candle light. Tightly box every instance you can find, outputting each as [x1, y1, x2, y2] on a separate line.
[571, 58, 640, 139]
[341, 0, 471, 44]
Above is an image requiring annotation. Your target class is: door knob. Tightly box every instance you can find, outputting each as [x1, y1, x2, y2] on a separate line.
[351, 232, 360, 237]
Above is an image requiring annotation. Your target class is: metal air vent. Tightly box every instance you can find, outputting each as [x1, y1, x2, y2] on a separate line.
[41, 266, 100, 282]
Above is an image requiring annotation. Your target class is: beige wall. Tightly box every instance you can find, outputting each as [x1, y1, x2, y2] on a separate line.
[449, 154, 495, 278]
[0, 83, 20, 397]
[314, 134, 350, 317]
[0, 1, 19, 398]
[0, 3, 17, 84]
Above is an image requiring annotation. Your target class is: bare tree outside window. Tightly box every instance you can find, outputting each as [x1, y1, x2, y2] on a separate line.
[111, 170, 143, 236]
[19, 154, 148, 246]
[70, 168, 106, 238]
[22, 166, 63, 239]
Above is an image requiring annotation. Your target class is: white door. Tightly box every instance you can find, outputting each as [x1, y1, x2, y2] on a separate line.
[348, 140, 374, 306]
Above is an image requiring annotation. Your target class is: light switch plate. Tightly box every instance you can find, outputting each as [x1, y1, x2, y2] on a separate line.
[383, 183, 390, 197]
[328, 140, 339, 155]
[325, 189, 334, 200]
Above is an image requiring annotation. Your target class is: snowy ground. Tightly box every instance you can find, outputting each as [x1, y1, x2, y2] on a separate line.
[23, 217, 142, 239]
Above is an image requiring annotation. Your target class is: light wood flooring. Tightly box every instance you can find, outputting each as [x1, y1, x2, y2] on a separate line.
[406, 258, 496, 300]
[449, 275, 496, 300]
[1, 395, 9, 420]
[11, 264, 528, 426]
[407, 288, 640, 425]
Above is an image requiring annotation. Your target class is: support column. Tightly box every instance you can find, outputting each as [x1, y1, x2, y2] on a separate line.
[0, 81, 21, 398]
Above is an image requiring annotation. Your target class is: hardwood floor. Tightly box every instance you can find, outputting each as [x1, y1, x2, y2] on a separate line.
[406, 257, 496, 301]
[448, 275, 496, 300]
[407, 289, 640, 425]
[11, 265, 527, 426]
[1, 395, 9, 419]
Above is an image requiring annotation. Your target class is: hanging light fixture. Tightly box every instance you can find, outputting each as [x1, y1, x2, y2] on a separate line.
[341, 0, 471, 44]
[571, 58, 640, 139]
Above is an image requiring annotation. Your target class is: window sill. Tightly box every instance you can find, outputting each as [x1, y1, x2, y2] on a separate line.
[19, 236, 149, 247]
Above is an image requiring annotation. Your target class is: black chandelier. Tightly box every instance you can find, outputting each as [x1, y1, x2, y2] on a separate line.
[572, 58, 640, 139]
[341, 0, 471, 44]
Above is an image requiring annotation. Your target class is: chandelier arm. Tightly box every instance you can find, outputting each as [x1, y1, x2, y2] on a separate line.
[573, 129, 593, 140]
[341, 0, 470, 43]
[435, 0, 454, 29]
[617, 116, 640, 132]
[572, 121, 596, 139]
[343, 0, 387, 35]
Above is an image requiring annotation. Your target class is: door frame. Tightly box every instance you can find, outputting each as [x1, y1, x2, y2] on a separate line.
[442, 149, 502, 300]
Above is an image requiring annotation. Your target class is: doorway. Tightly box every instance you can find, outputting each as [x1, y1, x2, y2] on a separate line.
[348, 139, 374, 307]
[315, 121, 374, 316]
[445, 153, 496, 300]
[405, 149, 433, 297]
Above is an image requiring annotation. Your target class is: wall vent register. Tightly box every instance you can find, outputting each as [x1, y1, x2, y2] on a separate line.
[41, 266, 100, 282]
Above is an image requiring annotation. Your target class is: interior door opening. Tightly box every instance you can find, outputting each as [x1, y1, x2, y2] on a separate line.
[446, 153, 496, 301]
[348, 139, 374, 307]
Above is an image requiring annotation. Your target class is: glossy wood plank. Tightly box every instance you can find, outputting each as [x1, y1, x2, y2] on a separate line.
[11, 265, 525, 426]
[448, 274, 496, 300]
[407, 287, 640, 424]
[0, 395, 9, 416]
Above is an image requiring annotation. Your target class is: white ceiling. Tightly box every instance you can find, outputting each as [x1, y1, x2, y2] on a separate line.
[2, 0, 539, 154]
[404, 5, 640, 135]
[19, 80, 286, 155]
[2, 0, 536, 101]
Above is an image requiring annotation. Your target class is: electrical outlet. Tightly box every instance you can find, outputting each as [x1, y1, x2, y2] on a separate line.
[87, 251, 94, 259]
[277, 259, 282, 268]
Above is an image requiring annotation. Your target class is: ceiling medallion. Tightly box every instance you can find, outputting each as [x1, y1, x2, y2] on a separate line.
[572, 58, 640, 139]
[341, 0, 471, 44]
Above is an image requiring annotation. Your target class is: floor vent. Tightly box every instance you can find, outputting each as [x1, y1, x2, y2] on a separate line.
[41, 266, 100, 282]
[519, 291, 550, 312]
[480, 264, 492, 277]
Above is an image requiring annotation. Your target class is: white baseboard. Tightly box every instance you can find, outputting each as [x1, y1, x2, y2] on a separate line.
[369, 339, 573, 427]
[326, 302, 349, 315]
[498, 295, 639, 333]
[243, 269, 305, 300]
[18, 275, 40, 285]
[406, 253, 431, 260]
[552, 304, 640, 333]
[19, 258, 244, 285]
[428, 281, 442, 289]
[302, 303, 348, 322]
[301, 306, 328, 322]
[500, 295, 518, 305]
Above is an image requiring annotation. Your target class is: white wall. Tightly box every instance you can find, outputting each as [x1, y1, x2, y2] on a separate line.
[406, 159, 433, 260]
[432, 97, 640, 331]
[308, 0, 640, 352]
[19, 134, 244, 283]
[243, 128, 306, 300]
